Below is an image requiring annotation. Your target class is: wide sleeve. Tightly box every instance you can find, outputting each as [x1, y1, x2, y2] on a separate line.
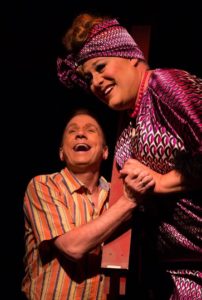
[151, 69, 202, 180]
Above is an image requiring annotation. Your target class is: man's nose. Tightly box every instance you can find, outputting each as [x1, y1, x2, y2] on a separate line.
[75, 130, 86, 138]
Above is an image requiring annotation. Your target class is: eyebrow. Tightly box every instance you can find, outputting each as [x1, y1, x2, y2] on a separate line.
[83, 59, 104, 73]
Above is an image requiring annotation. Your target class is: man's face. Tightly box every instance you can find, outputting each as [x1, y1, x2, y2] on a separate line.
[60, 114, 108, 173]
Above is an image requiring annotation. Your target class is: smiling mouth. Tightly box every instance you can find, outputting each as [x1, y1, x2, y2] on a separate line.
[104, 85, 113, 95]
[102, 84, 114, 97]
[73, 144, 91, 151]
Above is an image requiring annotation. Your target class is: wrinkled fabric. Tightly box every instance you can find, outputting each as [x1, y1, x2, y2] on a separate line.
[115, 68, 202, 298]
[22, 167, 109, 300]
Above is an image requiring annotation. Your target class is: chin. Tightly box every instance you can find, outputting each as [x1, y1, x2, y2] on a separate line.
[108, 97, 127, 110]
[110, 103, 126, 111]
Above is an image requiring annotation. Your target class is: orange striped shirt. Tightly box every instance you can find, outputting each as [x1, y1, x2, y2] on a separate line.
[22, 167, 110, 300]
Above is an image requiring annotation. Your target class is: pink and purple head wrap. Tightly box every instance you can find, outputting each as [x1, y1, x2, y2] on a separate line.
[57, 19, 145, 90]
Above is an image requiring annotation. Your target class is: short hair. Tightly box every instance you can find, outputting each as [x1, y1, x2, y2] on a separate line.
[61, 107, 107, 146]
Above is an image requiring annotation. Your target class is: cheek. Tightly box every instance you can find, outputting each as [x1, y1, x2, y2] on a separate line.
[120, 70, 135, 90]
[62, 145, 72, 157]
[110, 67, 127, 85]
[106, 66, 118, 77]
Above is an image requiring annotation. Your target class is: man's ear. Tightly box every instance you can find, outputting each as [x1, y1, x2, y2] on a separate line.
[103, 145, 109, 160]
[59, 147, 64, 161]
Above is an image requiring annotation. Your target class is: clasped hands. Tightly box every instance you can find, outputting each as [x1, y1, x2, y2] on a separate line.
[120, 158, 157, 205]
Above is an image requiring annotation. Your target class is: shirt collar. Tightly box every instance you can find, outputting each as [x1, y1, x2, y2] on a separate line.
[61, 167, 110, 194]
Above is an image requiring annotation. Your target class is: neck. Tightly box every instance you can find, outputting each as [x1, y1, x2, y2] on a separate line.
[75, 170, 100, 194]
[130, 69, 152, 118]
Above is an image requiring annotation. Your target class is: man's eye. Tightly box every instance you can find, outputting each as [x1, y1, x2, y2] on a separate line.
[88, 129, 96, 133]
[68, 129, 76, 134]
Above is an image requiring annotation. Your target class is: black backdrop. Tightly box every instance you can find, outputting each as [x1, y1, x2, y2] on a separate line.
[3, 0, 201, 298]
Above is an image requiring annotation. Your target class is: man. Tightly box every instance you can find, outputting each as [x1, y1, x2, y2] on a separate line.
[22, 108, 153, 300]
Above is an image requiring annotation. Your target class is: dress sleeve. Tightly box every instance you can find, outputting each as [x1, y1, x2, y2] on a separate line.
[151, 69, 202, 179]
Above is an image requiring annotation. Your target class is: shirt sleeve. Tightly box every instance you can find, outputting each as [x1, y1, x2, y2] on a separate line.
[24, 175, 75, 244]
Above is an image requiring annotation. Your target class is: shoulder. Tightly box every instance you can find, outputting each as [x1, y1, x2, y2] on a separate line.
[149, 68, 202, 106]
[148, 69, 202, 149]
[26, 170, 64, 191]
[151, 68, 202, 88]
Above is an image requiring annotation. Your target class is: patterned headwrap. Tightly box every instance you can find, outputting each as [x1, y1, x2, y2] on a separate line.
[57, 19, 145, 90]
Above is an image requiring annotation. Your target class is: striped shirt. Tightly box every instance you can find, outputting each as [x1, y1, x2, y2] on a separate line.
[22, 167, 110, 300]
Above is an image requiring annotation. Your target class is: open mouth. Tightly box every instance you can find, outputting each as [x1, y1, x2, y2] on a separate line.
[73, 144, 91, 151]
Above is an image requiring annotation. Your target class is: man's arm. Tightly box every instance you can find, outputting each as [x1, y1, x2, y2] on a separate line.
[53, 196, 136, 261]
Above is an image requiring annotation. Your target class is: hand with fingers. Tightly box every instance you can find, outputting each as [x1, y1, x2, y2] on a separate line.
[120, 159, 155, 204]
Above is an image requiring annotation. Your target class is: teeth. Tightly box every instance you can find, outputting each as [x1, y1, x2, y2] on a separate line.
[73, 144, 90, 151]
[104, 86, 112, 95]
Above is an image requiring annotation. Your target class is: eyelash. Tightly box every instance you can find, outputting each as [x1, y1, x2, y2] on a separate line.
[84, 64, 105, 84]
[96, 64, 105, 72]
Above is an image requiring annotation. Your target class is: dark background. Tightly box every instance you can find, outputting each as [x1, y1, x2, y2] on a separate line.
[3, 0, 201, 298]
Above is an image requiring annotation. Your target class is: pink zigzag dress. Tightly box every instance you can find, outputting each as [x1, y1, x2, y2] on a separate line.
[115, 68, 202, 299]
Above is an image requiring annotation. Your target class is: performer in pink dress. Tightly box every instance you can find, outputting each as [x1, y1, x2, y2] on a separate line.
[57, 13, 202, 299]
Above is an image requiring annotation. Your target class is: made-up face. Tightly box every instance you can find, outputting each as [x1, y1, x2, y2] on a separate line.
[82, 57, 139, 111]
[60, 114, 108, 173]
